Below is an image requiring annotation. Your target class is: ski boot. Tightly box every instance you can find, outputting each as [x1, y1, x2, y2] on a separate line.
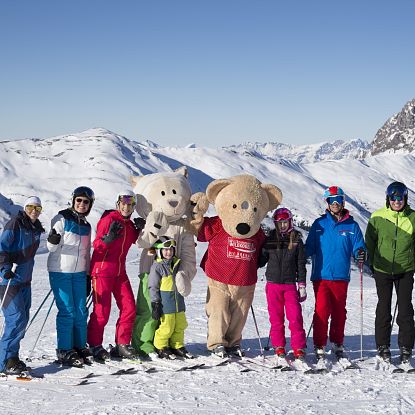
[293, 348, 306, 361]
[56, 349, 84, 368]
[274, 347, 286, 358]
[211, 345, 228, 359]
[75, 347, 94, 365]
[332, 343, 345, 360]
[4, 357, 28, 375]
[156, 347, 176, 360]
[110, 344, 139, 359]
[377, 345, 391, 363]
[400, 346, 412, 364]
[171, 347, 194, 359]
[226, 344, 245, 358]
[314, 346, 326, 361]
[90, 345, 111, 362]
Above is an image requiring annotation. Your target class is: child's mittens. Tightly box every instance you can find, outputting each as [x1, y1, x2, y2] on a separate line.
[151, 302, 163, 320]
[297, 283, 307, 303]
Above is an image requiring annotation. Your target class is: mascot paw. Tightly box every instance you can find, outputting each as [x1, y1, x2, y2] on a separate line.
[190, 192, 209, 218]
[176, 272, 192, 297]
[145, 211, 169, 236]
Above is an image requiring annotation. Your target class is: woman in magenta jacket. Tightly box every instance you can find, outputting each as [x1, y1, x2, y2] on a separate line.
[87, 191, 142, 361]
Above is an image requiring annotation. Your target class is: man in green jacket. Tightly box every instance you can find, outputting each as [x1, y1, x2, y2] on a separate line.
[365, 181, 415, 365]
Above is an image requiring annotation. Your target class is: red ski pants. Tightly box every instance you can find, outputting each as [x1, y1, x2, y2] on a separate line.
[87, 274, 136, 347]
[312, 280, 348, 347]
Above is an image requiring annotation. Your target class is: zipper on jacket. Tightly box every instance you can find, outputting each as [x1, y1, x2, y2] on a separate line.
[74, 216, 81, 273]
[391, 214, 399, 276]
[118, 221, 127, 276]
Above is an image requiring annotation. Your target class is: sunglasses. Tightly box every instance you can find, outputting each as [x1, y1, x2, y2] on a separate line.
[75, 198, 91, 205]
[26, 205, 42, 213]
[155, 240, 176, 249]
[390, 195, 404, 202]
[119, 195, 136, 205]
[326, 196, 344, 205]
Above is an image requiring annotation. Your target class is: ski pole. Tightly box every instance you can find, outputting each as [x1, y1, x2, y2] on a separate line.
[359, 262, 364, 361]
[250, 305, 264, 357]
[86, 292, 93, 310]
[0, 279, 13, 336]
[306, 320, 313, 342]
[391, 278, 400, 333]
[264, 331, 271, 351]
[26, 297, 55, 362]
[25, 288, 52, 334]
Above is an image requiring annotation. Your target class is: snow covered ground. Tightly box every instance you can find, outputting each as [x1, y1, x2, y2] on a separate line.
[1, 244, 414, 415]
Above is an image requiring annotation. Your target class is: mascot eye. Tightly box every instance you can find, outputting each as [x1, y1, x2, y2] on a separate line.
[254, 207, 257, 212]
[161, 191, 166, 196]
[172, 189, 177, 194]
[233, 204, 237, 209]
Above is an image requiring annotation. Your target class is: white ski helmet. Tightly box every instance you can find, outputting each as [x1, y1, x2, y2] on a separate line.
[116, 190, 136, 206]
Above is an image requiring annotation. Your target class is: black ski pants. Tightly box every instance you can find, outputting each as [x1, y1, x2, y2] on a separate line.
[374, 271, 415, 349]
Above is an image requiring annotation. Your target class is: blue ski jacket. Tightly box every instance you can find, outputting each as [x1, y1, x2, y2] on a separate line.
[0, 211, 45, 285]
[305, 210, 365, 282]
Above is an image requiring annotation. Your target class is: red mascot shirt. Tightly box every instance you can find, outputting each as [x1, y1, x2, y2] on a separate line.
[198, 216, 265, 286]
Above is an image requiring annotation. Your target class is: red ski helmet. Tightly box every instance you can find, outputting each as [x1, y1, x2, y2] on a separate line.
[273, 208, 293, 234]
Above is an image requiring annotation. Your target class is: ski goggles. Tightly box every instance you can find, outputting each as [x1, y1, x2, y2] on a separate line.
[326, 196, 344, 205]
[118, 195, 136, 205]
[390, 194, 404, 202]
[75, 198, 91, 205]
[25, 204, 42, 213]
[154, 239, 176, 249]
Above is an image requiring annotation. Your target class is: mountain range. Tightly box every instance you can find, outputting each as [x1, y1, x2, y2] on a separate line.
[1, 98, 414, 235]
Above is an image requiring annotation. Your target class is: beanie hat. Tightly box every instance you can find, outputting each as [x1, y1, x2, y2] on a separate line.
[24, 196, 42, 209]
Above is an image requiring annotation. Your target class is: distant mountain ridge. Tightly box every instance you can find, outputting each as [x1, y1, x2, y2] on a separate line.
[1, 98, 415, 231]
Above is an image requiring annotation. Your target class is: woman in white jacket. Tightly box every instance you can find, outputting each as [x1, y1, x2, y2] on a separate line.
[47, 186, 94, 367]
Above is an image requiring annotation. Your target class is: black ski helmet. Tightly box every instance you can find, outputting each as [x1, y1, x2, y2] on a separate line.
[385, 181, 408, 208]
[71, 186, 95, 215]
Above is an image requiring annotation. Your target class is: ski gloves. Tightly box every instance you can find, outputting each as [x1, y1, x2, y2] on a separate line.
[151, 302, 163, 320]
[356, 248, 366, 266]
[133, 217, 146, 232]
[101, 221, 123, 244]
[48, 228, 61, 245]
[297, 283, 307, 303]
[3, 270, 16, 280]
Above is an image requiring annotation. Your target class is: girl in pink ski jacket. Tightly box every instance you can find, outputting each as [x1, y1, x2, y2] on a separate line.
[259, 208, 307, 360]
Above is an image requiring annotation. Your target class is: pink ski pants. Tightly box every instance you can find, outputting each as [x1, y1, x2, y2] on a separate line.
[266, 282, 306, 350]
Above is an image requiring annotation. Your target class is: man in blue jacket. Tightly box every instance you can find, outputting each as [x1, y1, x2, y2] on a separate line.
[0, 196, 44, 375]
[306, 186, 365, 361]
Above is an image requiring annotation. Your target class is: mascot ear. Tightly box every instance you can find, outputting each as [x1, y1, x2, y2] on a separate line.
[206, 178, 232, 204]
[174, 166, 188, 178]
[261, 184, 283, 211]
[130, 175, 141, 187]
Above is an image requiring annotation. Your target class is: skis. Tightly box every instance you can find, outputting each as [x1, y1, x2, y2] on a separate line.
[376, 356, 415, 374]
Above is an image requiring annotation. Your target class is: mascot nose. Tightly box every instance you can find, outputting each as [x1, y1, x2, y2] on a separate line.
[236, 223, 251, 235]
[241, 201, 249, 209]
[169, 200, 178, 208]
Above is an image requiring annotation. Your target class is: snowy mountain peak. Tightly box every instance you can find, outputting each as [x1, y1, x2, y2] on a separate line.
[371, 98, 415, 155]
[225, 139, 370, 164]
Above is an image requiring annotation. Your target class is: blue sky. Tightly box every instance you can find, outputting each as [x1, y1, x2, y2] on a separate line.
[1, 0, 414, 147]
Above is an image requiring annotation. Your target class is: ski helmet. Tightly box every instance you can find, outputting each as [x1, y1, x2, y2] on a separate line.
[386, 181, 408, 208]
[71, 186, 95, 215]
[323, 186, 345, 205]
[116, 190, 136, 206]
[273, 208, 293, 234]
[153, 236, 176, 259]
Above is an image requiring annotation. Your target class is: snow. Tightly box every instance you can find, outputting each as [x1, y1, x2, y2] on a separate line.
[1, 248, 414, 414]
[1, 128, 415, 414]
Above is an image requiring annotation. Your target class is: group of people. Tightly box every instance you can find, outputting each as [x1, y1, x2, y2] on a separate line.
[261, 182, 415, 366]
[0, 180, 414, 375]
